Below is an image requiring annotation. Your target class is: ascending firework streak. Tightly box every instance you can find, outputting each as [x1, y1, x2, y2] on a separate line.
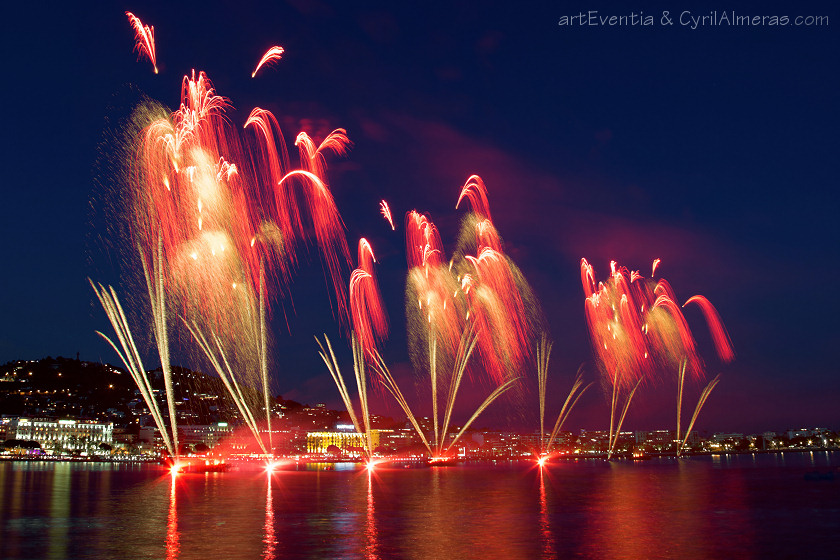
[536, 334, 592, 454]
[316, 335, 374, 459]
[90, 242, 178, 460]
[675, 359, 722, 456]
[126, 12, 157, 74]
[184, 321, 268, 454]
[370, 330, 518, 457]
[677, 369, 721, 456]
[545, 368, 590, 452]
[182, 269, 273, 456]
[606, 371, 644, 459]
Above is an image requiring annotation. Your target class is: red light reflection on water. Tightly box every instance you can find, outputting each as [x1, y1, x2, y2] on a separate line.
[538, 468, 555, 558]
[262, 474, 277, 560]
[364, 470, 379, 560]
[165, 474, 179, 560]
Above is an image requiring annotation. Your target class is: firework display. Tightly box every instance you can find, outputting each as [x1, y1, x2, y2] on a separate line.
[581, 259, 733, 389]
[93, 14, 353, 464]
[580, 259, 734, 457]
[88, 12, 735, 467]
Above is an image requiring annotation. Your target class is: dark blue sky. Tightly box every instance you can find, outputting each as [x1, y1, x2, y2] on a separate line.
[2, 1, 837, 433]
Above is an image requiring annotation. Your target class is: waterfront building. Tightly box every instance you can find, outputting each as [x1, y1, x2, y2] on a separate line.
[5, 417, 113, 453]
[178, 422, 234, 447]
[306, 429, 383, 455]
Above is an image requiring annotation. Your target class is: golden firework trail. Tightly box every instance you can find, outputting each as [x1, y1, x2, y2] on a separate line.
[371, 328, 517, 457]
[316, 334, 374, 459]
[90, 242, 178, 459]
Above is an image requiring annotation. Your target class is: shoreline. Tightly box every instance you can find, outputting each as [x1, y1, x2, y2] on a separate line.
[1, 447, 837, 466]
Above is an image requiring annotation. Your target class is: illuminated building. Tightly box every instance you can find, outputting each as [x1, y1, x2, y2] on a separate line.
[178, 422, 234, 447]
[306, 426, 383, 455]
[6, 417, 113, 452]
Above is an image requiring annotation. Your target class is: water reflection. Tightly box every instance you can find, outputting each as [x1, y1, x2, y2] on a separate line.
[0, 454, 837, 559]
[538, 466, 555, 558]
[48, 462, 70, 559]
[364, 470, 379, 560]
[166, 474, 179, 560]
[262, 473, 276, 560]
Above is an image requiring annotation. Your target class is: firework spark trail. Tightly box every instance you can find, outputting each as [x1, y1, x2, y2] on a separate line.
[439, 330, 479, 450]
[683, 295, 735, 362]
[406, 187, 538, 453]
[126, 12, 157, 74]
[454, 179, 541, 384]
[405, 211, 444, 270]
[580, 258, 711, 388]
[455, 175, 491, 220]
[101, 61, 356, 464]
[141, 240, 180, 460]
[277, 169, 351, 319]
[244, 107, 295, 280]
[246, 111, 352, 315]
[316, 335, 374, 459]
[258, 270, 273, 454]
[405, 211, 463, 364]
[608, 376, 643, 459]
[537, 334, 551, 452]
[90, 280, 175, 457]
[678, 374, 721, 456]
[90, 243, 182, 461]
[546, 367, 592, 452]
[370, 332, 516, 457]
[183, 319, 268, 455]
[252, 46, 285, 78]
[462, 246, 532, 383]
[405, 177, 542, 397]
[581, 259, 733, 456]
[130, 68, 352, 334]
[295, 129, 351, 181]
[651, 258, 661, 278]
[136, 71, 268, 317]
[676, 360, 687, 446]
[537, 336, 591, 454]
[369, 351, 432, 455]
[350, 239, 388, 359]
[380, 200, 395, 230]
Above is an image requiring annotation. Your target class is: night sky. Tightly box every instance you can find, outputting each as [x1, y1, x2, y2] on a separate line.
[2, 1, 837, 434]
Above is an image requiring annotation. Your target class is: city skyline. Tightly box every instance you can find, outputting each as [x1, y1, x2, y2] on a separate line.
[1, 2, 838, 435]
